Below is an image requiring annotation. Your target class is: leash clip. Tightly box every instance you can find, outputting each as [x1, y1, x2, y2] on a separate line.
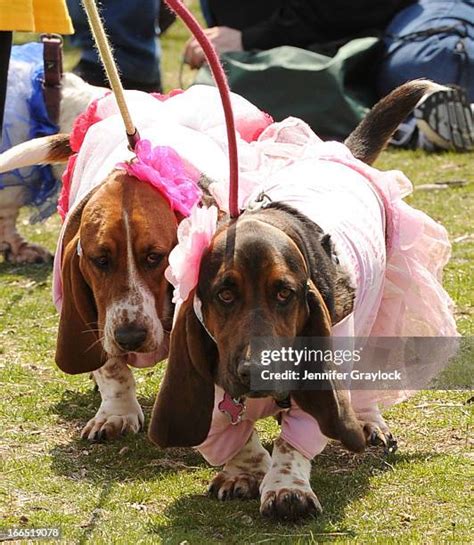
[247, 191, 272, 212]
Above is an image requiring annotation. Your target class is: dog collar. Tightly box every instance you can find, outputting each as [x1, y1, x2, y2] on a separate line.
[193, 295, 217, 343]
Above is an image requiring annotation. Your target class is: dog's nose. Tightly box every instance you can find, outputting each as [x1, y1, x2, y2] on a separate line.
[237, 360, 257, 386]
[114, 325, 147, 351]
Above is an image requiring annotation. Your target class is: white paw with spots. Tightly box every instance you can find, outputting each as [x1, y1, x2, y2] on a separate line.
[209, 431, 271, 500]
[260, 437, 321, 520]
[81, 398, 144, 441]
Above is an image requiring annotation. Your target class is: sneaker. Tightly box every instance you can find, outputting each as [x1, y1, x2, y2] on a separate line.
[414, 86, 474, 152]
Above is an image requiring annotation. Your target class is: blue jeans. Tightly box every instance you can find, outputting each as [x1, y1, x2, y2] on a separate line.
[378, 0, 474, 101]
[67, 0, 161, 87]
[200, 0, 215, 27]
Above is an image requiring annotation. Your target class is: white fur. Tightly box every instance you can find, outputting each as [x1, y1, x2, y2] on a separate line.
[260, 437, 322, 516]
[82, 356, 144, 440]
[103, 211, 163, 356]
[0, 135, 62, 174]
[0, 72, 106, 263]
[210, 431, 272, 500]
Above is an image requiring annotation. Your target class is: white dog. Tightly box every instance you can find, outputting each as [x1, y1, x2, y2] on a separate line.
[0, 42, 104, 264]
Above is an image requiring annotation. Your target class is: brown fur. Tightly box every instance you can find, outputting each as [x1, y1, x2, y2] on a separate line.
[148, 291, 218, 447]
[149, 213, 366, 453]
[345, 79, 441, 165]
[56, 170, 178, 374]
[47, 133, 73, 163]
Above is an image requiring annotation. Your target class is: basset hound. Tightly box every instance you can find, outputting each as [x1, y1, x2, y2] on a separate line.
[149, 81, 458, 521]
[0, 86, 273, 440]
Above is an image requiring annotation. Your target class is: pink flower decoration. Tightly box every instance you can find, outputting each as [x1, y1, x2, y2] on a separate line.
[165, 204, 218, 305]
[120, 140, 201, 217]
[57, 153, 77, 221]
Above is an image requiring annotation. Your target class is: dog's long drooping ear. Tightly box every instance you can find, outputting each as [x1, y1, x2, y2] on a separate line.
[292, 281, 366, 453]
[55, 190, 105, 375]
[0, 134, 72, 174]
[55, 235, 106, 374]
[345, 79, 447, 165]
[149, 292, 218, 448]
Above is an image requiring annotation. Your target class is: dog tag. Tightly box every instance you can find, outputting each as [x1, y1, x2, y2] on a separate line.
[218, 392, 245, 425]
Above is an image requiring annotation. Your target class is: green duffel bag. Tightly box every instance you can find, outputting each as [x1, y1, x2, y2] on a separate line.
[195, 36, 381, 140]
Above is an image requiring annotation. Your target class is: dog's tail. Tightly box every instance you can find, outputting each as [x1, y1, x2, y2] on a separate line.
[0, 133, 72, 174]
[345, 79, 449, 165]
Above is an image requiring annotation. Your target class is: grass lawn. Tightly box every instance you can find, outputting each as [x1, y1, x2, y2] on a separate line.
[2, 4, 473, 544]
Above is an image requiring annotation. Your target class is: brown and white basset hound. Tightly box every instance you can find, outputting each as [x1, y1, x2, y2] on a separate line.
[149, 81, 455, 521]
[0, 83, 273, 441]
[55, 169, 179, 440]
[0, 130, 181, 442]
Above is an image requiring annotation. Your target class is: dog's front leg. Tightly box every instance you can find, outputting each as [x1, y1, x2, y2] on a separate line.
[0, 186, 52, 264]
[208, 431, 272, 500]
[81, 356, 144, 441]
[352, 392, 398, 452]
[260, 437, 321, 521]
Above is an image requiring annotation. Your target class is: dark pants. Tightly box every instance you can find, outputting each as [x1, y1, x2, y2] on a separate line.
[67, 0, 161, 91]
[0, 31, 12, 138]
[378, 0, 474, 101]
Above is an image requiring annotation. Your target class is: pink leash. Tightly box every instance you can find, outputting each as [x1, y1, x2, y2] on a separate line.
[164, 0, 240, 218]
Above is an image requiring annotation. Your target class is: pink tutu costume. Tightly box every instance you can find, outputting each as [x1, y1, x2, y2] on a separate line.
[191, 118, 458, 466]
[51, 85, 458, 464]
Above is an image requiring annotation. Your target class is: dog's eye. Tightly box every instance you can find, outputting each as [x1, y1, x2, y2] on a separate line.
[92, 256, 109, 270]
[146, 252, 164, 268]
[276, 288, 293, 303]
[217, 289, 235, 305]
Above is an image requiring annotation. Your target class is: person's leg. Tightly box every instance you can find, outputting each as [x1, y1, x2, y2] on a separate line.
[67, 0, 161, 92]
[378, 0, 474, 150]
[378, 0, 474, 100]
[0, 31, 12, 138]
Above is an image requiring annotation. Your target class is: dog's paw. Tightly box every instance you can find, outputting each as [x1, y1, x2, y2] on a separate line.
[207, 431, 271, 501]
[362, 422, 398, 454]
[259, 437, 322, 521]
[3, 240, 53, 264]
[208, 470, 264, 500]
[81, 403, 144, 441]
[260, 488, 322, 521]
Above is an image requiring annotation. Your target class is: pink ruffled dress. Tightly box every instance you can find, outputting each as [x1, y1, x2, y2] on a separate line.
[52, 85, 271, 332]
[51, 86, 457, 463]
[195, 118, 458, 466]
